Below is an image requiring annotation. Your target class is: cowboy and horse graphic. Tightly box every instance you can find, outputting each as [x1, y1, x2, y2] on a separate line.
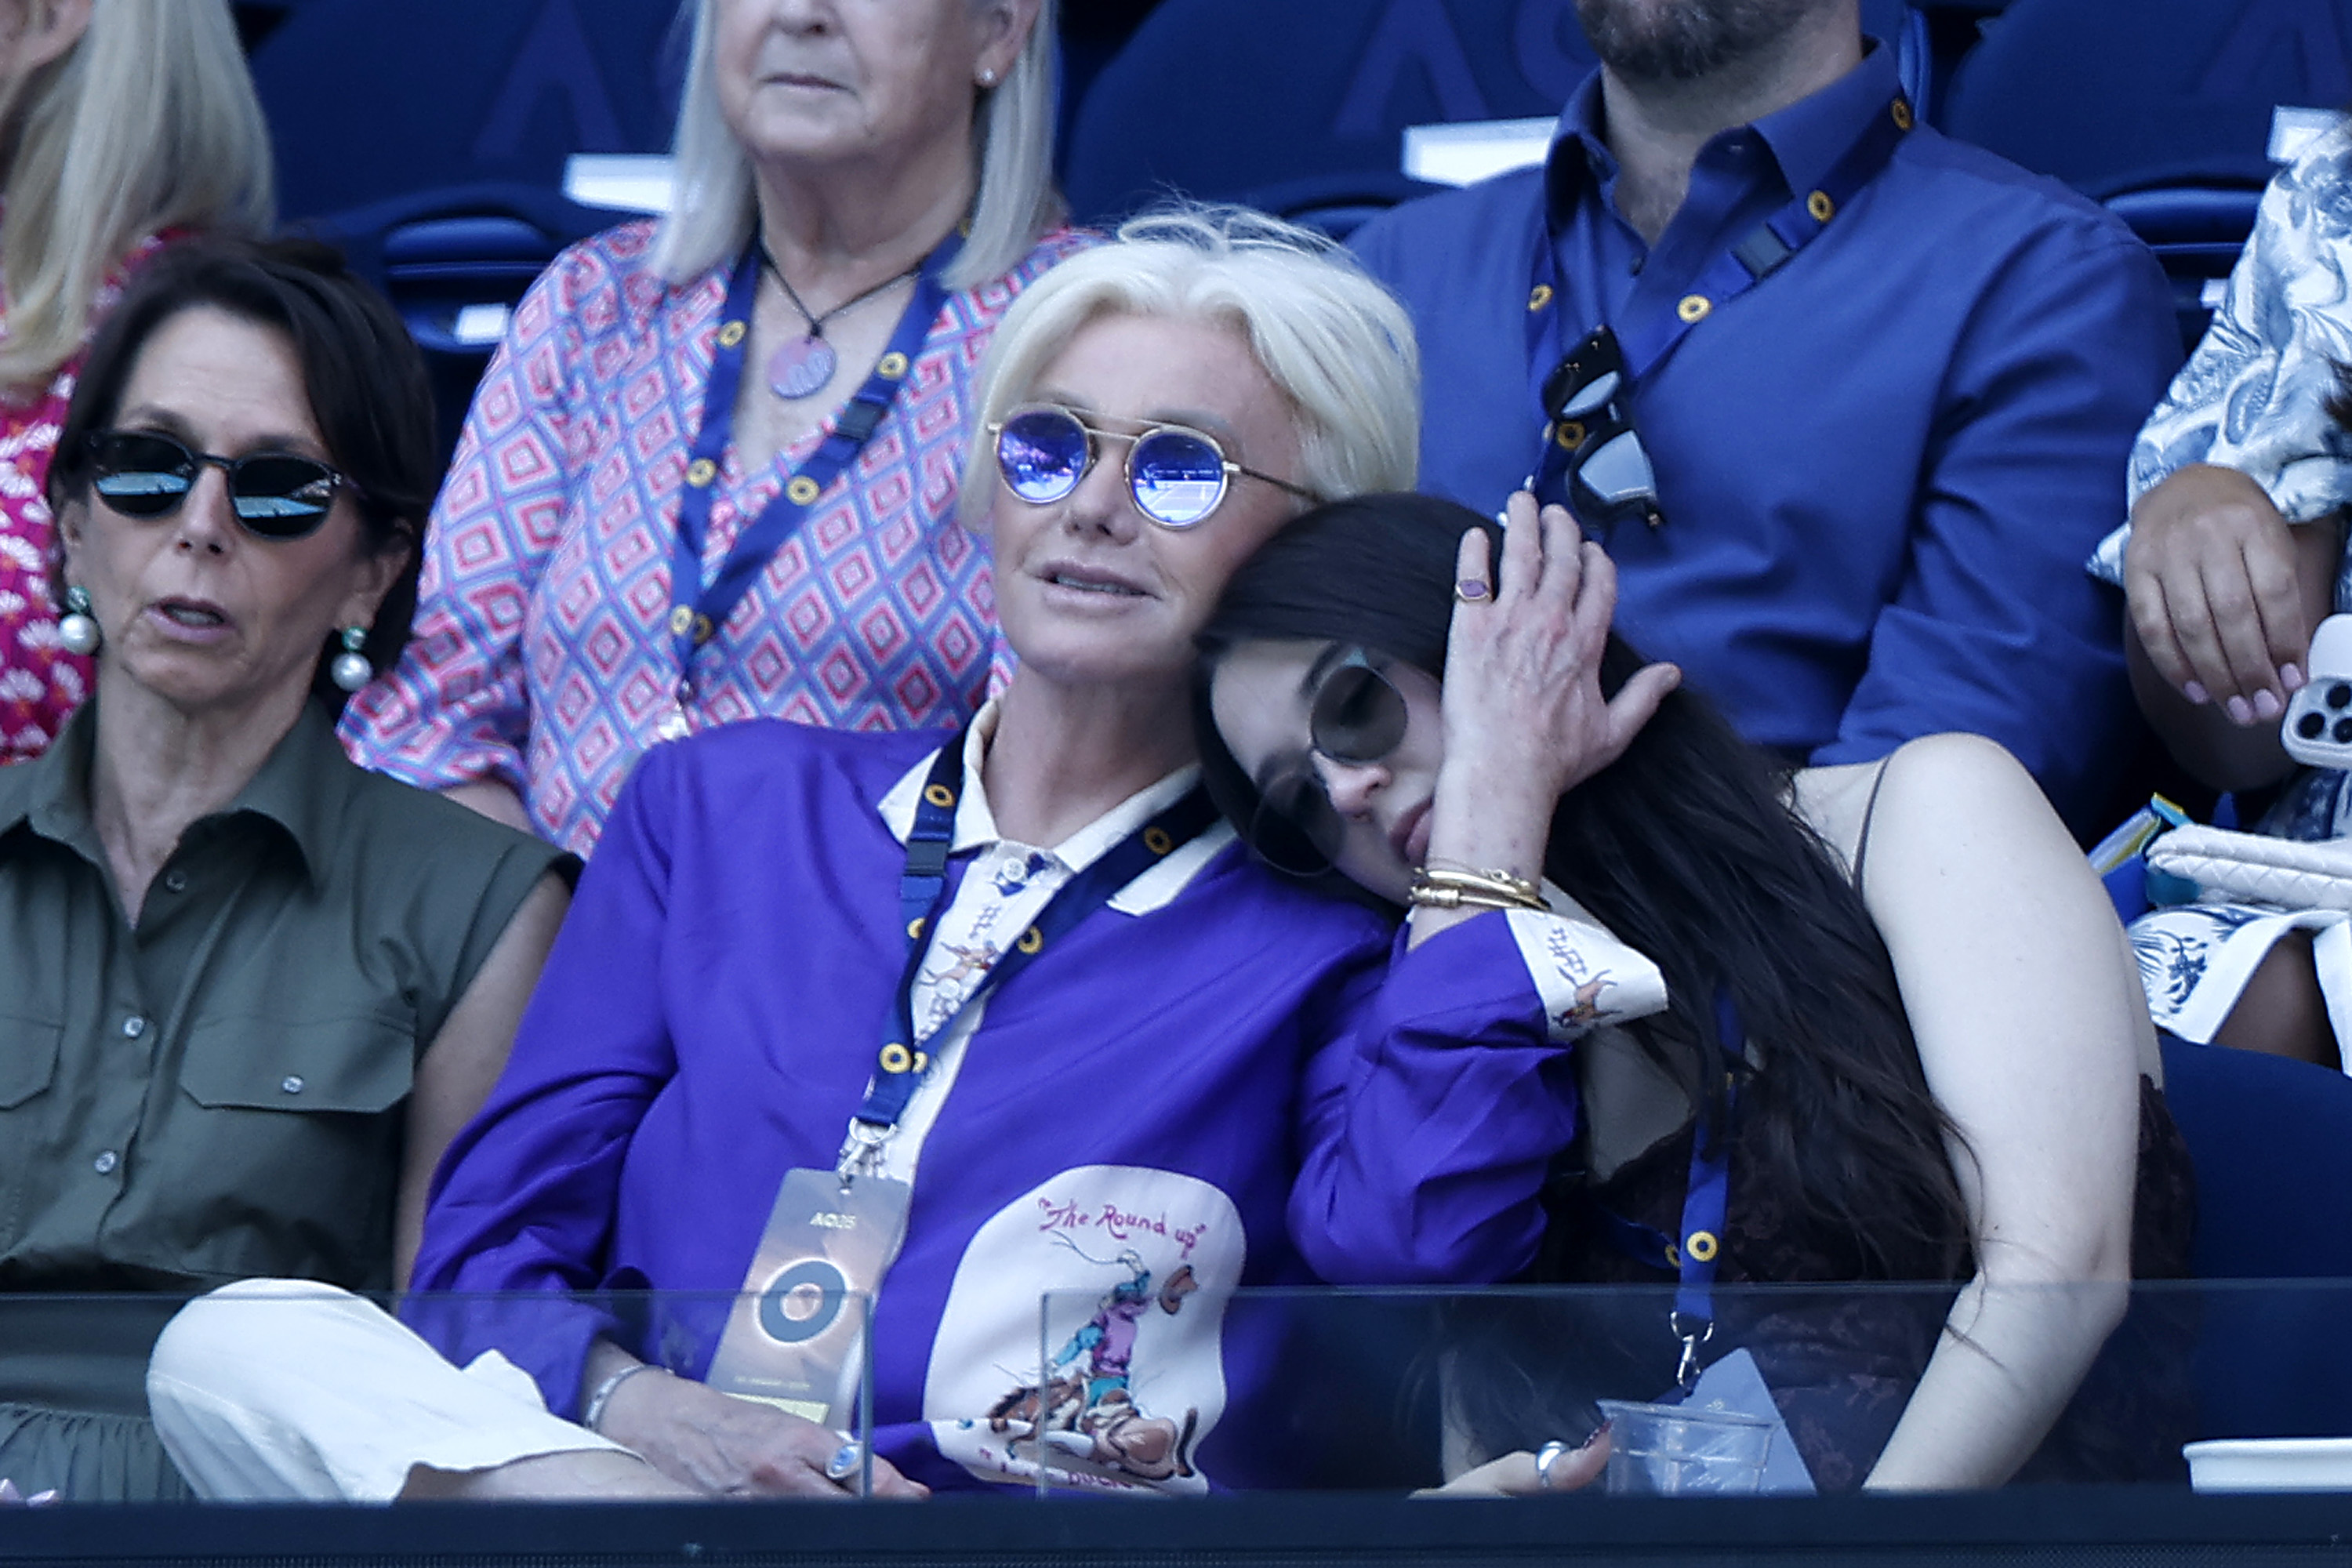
[985, 1245, 1201, 1483]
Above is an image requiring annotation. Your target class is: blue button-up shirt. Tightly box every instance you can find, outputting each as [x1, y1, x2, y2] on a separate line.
[1351, 46, 2180, 831]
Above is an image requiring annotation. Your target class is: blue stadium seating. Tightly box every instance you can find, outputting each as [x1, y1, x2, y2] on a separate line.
[1062, 0, 1930, 230]
[249, 0, 684, 461]
[249, 0, 683, 223]
[2158, 1035, 2352, 1439]
[1944, 0, 2348, 196]
[1944, 0, 2351, 348]
[301, 183, 610, 463]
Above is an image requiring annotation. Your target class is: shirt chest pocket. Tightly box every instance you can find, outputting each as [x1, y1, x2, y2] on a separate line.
[162, 1012, 416, 1289]
[0, 1011, 63, 1111]
[178, 1013, 416, 1116]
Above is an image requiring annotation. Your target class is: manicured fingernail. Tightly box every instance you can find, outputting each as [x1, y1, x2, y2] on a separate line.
[1581, 1421, 1612, 1449]
[2183, 681, 2209, 705]
[2226, 695, 2254, 725]
[2282, 664, 2307, 691]
[2253, 688, 2284, 720]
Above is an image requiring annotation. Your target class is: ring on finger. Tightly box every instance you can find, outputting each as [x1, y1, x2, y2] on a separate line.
[1454, 577, 1493, 604]
[1534, 1439, 1571, 1490]
[824, 1439, 864, 1484]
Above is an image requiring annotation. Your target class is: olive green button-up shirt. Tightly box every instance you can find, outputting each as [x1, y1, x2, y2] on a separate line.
[0, 700, 572, 1298]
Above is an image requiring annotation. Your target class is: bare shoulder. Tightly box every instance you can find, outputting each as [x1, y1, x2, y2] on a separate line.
[1788, 735, 2035, 869]
[1785, 760, 1886, 871]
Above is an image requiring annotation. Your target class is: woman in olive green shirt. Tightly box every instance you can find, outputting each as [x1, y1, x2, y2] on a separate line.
[0, 240, 573, 1501]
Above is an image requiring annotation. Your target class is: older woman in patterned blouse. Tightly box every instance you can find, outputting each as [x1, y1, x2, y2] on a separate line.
[342, 0, 1084, 854]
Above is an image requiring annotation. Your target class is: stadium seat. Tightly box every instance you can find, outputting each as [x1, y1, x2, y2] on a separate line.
[1944, 0, 2347, 195]
[247, 0, 684, 460]
[248, 0, 684, 223]
[1062, 0, 1929, 231]
[1943, 0, 2352, 349]
[303, 183, 610, 466]
[2157, 1035, 2352, 1439]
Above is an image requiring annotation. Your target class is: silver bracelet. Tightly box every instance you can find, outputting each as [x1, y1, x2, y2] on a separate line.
[583, 1360, 664, 1432]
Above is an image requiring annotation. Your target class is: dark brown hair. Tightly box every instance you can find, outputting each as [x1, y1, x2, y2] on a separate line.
[46, 235, 434, 710]
[1196, 492, 1974, 1283]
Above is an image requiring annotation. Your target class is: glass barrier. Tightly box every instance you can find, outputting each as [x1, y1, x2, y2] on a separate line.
[0, 1286, 873, 1505]
[4, 1279, 2351, 1504]
[1028, 1279, 2209, 1497]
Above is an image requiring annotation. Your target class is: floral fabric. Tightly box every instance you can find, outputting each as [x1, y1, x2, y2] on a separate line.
[2080, 122, 2352, 1039]
[2090, 122, 2352, 586]
[0, 236, 165, 762]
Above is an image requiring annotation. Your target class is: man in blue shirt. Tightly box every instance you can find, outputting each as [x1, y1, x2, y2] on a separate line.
[1350, 0, 2179, 832]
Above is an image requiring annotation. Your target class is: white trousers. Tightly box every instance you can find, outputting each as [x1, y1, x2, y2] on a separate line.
[147, 1279, 627, 1501]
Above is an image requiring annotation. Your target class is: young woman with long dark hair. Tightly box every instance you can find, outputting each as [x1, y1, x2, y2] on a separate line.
[1198, 489, 2193, 1492]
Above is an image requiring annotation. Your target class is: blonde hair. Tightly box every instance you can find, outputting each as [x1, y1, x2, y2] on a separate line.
[0, 0, 274, 394]
[958, 206, 1421, 521]
[651, 0, 1062, 295]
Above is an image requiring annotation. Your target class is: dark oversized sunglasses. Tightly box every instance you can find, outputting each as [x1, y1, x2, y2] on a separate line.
[1541, 326, 1664, 530]
[85, 430, 350, 539]
[991, 403, 1319, 529]
[1245, 648, 1412, 878]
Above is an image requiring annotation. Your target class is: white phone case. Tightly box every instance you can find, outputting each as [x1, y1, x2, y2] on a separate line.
[2281, 613, 2352, 770]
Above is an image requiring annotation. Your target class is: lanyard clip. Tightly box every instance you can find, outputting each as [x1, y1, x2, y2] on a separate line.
[835, 1120, 890, 1186]
[1670, 1310, 1714, 1392]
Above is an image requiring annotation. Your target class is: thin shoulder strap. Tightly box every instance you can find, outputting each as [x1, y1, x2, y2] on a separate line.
[1849, 758, 1895, 892]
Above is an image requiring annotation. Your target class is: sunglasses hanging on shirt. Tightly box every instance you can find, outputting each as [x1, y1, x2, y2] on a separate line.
[1539, 326, 1664, 531]
[1522, 93, 1917, 533]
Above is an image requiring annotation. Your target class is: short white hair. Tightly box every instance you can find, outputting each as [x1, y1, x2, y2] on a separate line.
[958, 205, 1421, 522]
[651, 0, 1062, 294]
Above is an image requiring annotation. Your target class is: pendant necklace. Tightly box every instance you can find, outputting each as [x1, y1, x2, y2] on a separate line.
[758, 241, 921, 401]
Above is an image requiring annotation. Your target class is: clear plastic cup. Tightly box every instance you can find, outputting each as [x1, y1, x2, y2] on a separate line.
[1595, 1398, 1775, 1495]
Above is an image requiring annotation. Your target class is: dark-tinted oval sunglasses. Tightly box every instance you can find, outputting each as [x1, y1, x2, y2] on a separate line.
[84, 430, 352, 539]
[992, 403, 1318, 529]
[1541, 326, 1662, 531]
[1246, 648, 1411, 878]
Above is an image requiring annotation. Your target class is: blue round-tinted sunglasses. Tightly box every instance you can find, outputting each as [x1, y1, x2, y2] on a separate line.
[990, 403, 1318, 529]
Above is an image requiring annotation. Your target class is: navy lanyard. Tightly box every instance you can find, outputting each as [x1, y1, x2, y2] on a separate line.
[1588, 990, 1745, 1392]
[664, 230, 962, 706]
[1524, 94, 1914, 511]
[842, 728, 1220, 1163]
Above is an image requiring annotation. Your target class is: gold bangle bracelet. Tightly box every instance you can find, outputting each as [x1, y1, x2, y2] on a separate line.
[1406, 880, 1542, 913]
[1419, 864, 1542, 902]
[1413, 867, 1545, 911]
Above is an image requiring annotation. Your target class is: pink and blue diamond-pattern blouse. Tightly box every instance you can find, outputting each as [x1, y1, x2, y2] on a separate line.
[340, 219, 1091, 853]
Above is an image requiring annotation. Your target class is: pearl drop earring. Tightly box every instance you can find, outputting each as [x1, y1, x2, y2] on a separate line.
[330, 625, 372, 693]
[57, 586, 100, 656]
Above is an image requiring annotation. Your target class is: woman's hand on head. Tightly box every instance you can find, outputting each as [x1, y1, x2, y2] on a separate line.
[595, 1367, 927, 1500]
[2125, 464, 2314, 720]
[1438, 492, 1679, 816]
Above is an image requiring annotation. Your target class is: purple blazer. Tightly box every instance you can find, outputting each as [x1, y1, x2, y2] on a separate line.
[408, 719, 1577, 1491]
